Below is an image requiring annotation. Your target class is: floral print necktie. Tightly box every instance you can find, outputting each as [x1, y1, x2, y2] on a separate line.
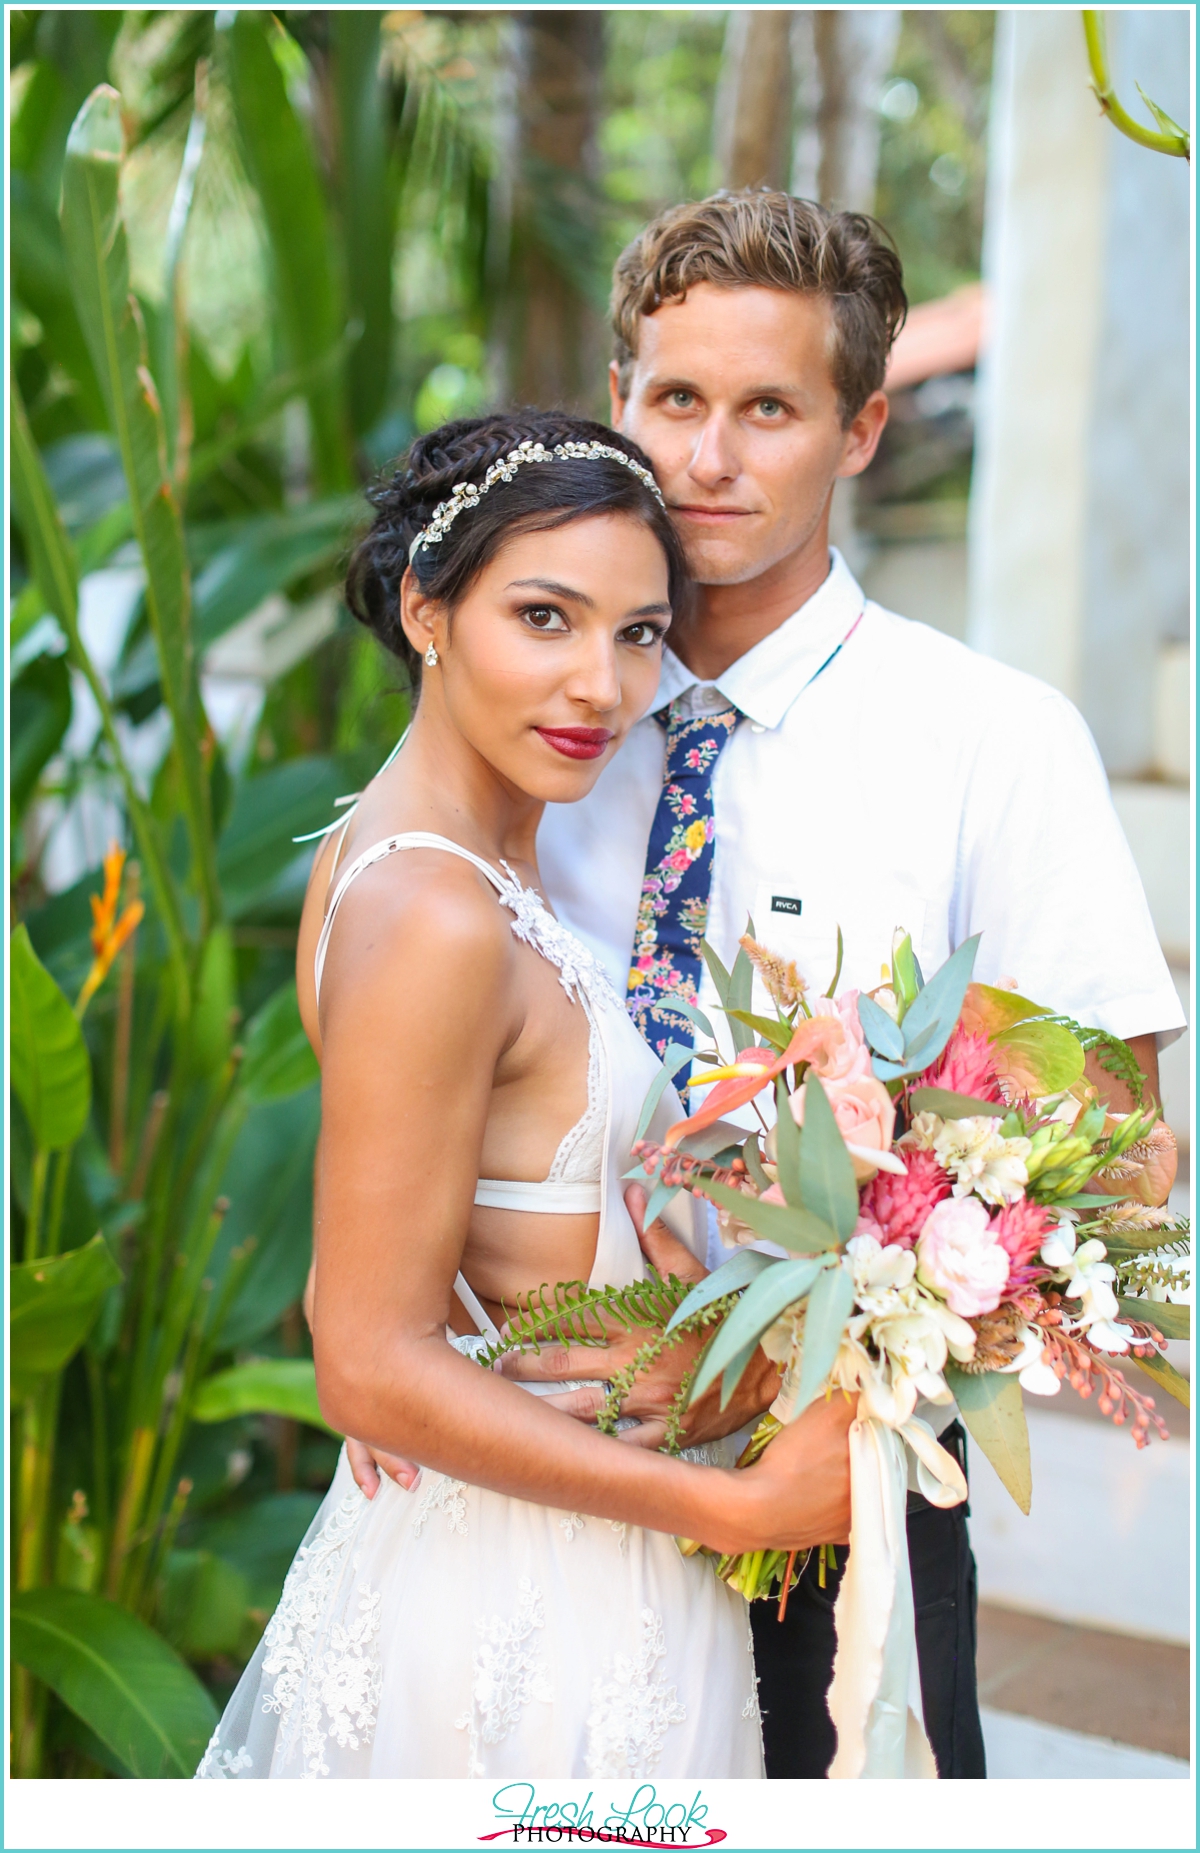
[626, 695, 741, 1059]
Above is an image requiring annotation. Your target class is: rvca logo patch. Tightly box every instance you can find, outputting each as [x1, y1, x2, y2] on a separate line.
[771, 895, 802, 917]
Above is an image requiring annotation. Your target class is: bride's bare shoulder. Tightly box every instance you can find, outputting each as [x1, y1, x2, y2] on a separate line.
[300, 837, 515, 1050]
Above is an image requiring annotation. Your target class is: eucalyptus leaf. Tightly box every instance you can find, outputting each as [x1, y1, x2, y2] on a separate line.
[699, 1177, 840, 1255]
[857, 991, 905, 1062]
[633, 1042, 695, 1143]
[774, 1076, 803, 1208]
[700, 940, 732, 1008]
[1131, 1347, 1190, 1407]
[899, 935, 981, 1071]
[665, 997, 717, 1043]
[691, 1256, 823, 1401]
[727, 931, 755, 1052]
[790, 1259, 855, 1419]
[797, 1073, 859, 1240]
[946, 1364, 1031, 1514]
[1118, 1298, 1189, 1341]
[727, 1009, 793, 1053]
[908, 1087, 1007, 1120]
[720, 1338, 764, 1411]
[10, 923, 91, 1151]
[666, 1248, 776, 1333]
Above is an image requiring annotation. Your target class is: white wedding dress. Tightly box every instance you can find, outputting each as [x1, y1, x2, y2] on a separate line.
[196, 834, 764, 1781]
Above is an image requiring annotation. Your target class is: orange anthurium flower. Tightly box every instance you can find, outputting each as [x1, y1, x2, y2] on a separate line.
[662, 1016, 816, 1147]
[77, 843, 144, 1014]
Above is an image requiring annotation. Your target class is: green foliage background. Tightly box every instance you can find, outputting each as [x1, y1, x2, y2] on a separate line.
[8, 7, 994, 1778]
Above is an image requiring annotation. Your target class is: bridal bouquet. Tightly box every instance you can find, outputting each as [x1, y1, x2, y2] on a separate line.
[630, 927, 1191, 1606]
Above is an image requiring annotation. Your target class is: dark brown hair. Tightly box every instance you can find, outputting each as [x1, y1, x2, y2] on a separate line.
[345, 410, 688, 685]
[611, 189, 908, 424]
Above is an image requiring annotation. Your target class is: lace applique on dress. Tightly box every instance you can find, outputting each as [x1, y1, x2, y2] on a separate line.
[196, 1732, 252, 1778]
[455, 1577, 554, 1777]
[608, 1519, 628, 1556]
[496, 865, 620, 1011]
[584, 1608, 686, 1777]
[258, 1492, 383, 1778]
[559, 1513, 587, 1542]
[412, 1473, 469, 1537]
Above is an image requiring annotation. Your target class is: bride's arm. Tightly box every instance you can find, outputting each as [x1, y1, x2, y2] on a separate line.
[313, 859, 851, 1554]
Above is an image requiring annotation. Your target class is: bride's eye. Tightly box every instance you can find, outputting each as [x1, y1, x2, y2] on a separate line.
[619, 620, 667, 648]
[520, 604, 570, 633]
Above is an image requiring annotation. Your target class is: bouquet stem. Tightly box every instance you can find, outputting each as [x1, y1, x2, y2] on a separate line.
[675, 1413, 814, 1609]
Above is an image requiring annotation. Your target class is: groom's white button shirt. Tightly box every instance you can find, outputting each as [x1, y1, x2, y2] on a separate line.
[538, 549, 1184, 1050]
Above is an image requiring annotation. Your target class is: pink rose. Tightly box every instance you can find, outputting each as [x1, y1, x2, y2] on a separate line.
[916, 1197, 1011, 1317]
[790, 1073, 896, 1182]
[787, 992, 872, 1084]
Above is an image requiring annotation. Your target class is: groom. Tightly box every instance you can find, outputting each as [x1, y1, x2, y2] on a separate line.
[354, 191, 1185, 1776]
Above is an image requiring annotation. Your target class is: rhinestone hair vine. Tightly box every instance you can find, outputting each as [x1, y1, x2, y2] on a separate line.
[407, 438, 666, 564]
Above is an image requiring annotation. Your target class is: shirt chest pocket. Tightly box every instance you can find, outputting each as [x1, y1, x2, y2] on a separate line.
[747, 881, 929, 1007]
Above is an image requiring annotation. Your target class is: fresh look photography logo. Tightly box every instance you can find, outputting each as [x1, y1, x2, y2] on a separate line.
[479, 1784, 727, 1847]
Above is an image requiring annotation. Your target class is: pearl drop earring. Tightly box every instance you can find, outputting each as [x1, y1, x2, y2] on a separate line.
[424, 642, 439, 667]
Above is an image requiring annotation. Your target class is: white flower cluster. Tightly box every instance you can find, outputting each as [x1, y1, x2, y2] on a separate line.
[1040, 1219, 1137, 1354]
[905, 1111, 1031, 1206]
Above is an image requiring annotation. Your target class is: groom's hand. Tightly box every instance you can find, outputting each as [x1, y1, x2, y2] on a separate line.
[495, 1184, 783, 1449]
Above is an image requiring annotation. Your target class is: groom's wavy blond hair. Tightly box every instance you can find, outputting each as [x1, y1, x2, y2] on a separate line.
[611, 189, 908, 426]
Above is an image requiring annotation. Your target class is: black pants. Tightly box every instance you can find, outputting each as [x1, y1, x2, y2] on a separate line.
[750, 1421, 987, 1779]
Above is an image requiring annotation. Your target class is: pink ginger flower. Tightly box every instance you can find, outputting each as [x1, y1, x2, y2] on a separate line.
[859, 1147, 952, 1249]
[920, 1027, 1004, 1102]
[990, 1197, 1056, 1269]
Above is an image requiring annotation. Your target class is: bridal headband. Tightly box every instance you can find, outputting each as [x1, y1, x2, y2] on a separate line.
[408, 438, 666, 563]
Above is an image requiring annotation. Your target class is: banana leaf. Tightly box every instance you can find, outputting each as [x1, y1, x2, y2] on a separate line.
[193, 1359, 335, 1434]
[224, 13, 351, 492]
[11, 650, 71, 818]
[59, 86, 218, 926]
[10, 925, 91, 1151]
[11, 1588, 217, 1779]
[11, 1234, 122, 1400]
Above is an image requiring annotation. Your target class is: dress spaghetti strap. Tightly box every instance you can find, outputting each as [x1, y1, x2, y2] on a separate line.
[313, 832, 511, 1003]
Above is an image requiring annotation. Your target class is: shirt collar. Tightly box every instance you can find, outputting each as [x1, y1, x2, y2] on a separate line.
[654, 547, 867, 729]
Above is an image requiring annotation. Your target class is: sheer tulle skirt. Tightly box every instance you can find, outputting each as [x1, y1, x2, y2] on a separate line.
[195, 1448, 765, 1780]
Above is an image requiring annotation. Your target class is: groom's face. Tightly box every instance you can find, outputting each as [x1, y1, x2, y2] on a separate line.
[610, 282, 886, 587]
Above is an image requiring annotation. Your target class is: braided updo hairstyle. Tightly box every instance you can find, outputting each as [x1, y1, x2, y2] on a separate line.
[345, 410, 688, 685]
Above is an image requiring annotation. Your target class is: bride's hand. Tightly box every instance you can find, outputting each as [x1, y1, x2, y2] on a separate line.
[717, 1392, 856, 1552]
[346, 1438, 421, 1498]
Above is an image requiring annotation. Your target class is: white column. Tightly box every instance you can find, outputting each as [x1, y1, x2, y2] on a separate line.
[967, 10, 1110, 702]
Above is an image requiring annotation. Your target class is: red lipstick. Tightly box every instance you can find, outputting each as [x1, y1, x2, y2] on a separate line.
[535, 726, 615, 761]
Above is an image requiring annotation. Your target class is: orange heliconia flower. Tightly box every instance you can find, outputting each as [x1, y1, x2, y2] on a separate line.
[76, 843, 144, 1014]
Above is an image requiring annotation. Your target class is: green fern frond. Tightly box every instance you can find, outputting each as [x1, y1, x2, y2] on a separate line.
[1042, 1016, 1147, 1106]
[476, 1268, 694, 1369]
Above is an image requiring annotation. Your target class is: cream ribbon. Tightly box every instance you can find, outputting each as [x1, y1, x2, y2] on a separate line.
[826, 1415, 967, 1779]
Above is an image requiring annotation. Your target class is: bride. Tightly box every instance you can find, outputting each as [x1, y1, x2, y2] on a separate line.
[196, 411, 852, 1781]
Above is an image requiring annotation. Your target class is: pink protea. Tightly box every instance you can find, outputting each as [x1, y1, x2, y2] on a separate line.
[990, 1197, 1056, 1269]
[860, 1148, 952, 1249]
[920, 1027, 1004, 1103]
